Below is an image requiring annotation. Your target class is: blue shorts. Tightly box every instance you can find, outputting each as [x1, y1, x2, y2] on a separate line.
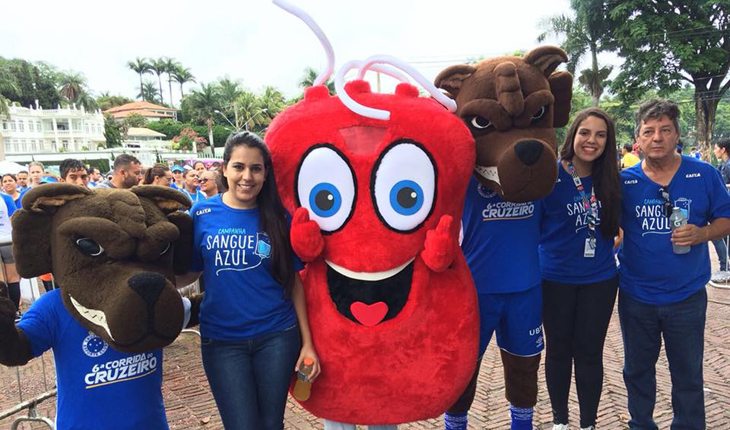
[477, 286, 543, 356]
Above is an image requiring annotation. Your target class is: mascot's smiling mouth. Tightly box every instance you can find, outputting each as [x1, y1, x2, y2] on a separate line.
[474, 165, 500, 185]
[326, 259, 414, 326]
[70, 295, 115, 341]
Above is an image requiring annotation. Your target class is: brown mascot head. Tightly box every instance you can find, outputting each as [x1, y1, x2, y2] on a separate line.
[435, 46, 573, 202]
[11, 184, 193, 353]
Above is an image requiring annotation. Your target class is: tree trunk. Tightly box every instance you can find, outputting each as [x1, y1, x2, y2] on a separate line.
[139, 74, 144, 101]
[157, 75, 164, 105]
[168, 77, 174, 108]
[694, 89, 719, 159]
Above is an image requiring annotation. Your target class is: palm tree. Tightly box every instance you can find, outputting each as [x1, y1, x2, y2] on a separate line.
[59, 72, 84, 102]
[217, 78, 244, 110]
[149, 58, 168, 105]
[258, 86, 287, 124]
[186, 83, 221, 148]
[578, 66, 613, 106]
[138, 81, 160, 103]
[127, 57, 151, 101]
[163, 58, 181, 108]
[537, 0, 611, 106]
[171, 66, 195, 100]
[298, 66, 335, 93]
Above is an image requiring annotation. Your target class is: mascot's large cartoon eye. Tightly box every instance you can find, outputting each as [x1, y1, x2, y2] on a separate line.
[297, 145, 356, 232]
[469, 115, 492, 130]
[74, 238, 104, 257]
[531, 106, 547, 123]
[372, 142, 435, 232]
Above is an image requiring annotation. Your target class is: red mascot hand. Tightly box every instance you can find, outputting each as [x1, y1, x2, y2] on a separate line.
[291, 207, 325, 262]
[421, 215, 456, 272]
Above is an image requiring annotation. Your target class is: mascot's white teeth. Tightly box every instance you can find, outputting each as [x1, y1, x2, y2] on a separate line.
[474, 165, 500, 185]
[70, 296, 115, 341]
[326, 258, 414, 282]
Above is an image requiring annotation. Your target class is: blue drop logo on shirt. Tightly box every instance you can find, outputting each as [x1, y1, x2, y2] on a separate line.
[82, 331, 108, 358]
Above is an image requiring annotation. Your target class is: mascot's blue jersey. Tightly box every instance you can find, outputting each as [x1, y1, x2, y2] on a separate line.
[461, 176, 542, 294]
[619, 156, 730, 305]
[539, 165, 617, 284]
[191, 194, 301, 340]
[17, 290, 167, 430]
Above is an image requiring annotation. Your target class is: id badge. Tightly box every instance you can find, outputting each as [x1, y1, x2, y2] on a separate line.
[584, 237, 596, 258]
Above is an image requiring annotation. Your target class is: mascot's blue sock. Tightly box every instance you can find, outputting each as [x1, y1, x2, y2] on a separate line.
[509, 405, 533, 430]
[444, 412, 468, 430]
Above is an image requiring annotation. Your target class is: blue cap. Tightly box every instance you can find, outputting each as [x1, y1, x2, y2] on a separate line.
[171, 165, 184, 173]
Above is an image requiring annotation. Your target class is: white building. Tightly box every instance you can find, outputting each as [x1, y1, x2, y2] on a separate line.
[124, 127, 172, 151]
[0, 103, 106, 155]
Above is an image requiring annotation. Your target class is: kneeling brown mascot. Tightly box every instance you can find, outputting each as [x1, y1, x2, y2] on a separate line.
[0, 184, 200, 430]
[435, 46, 572, 430]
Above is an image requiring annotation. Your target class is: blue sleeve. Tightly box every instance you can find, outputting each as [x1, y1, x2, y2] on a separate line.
[2, 194, 16, 216]
[708, 167, 730, 221]
[284, 211, 304, 271]
[16, 292, 59, 357]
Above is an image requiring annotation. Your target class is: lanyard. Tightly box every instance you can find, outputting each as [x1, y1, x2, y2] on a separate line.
[565, 161, 599, 239]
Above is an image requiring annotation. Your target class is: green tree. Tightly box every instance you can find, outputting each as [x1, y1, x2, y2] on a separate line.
[171, 65, 195, 100]
[149, 58, 168, 106]
[0, 58, 62, 108]
[298, 66, 335, 94]
[58, 72, 97, 110]
[185, 83, 221, 148]
[138, 80, 160, 103]
[103, 114, 123, 148]
[123, 113, 148, 128]
[97, 93, 133, 111]
[538, 0, 613, 106]
[606, 0, 730, 154]
[127, 57, 151, 102]
[146, 119, 184, 139]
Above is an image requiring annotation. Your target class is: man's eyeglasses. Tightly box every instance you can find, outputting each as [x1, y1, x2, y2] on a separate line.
[659, 187, 672, 217]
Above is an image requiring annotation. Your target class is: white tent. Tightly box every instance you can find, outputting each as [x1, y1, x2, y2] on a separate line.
[0, 160, 26, 175]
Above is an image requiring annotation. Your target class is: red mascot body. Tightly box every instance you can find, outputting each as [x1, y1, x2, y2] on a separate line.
[267, 80, 478, 424]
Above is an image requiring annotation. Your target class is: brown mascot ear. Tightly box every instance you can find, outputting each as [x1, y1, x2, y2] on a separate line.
[523, 46, 569, 77]
[12, 184, 92, 277]
[434, 64, 476, 98]
[130, 186, 193, 275]
[549, 71, 573, 128]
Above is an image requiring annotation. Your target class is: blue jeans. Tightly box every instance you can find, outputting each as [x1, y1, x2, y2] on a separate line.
[201, 325, 301, 430]
[618, 289, 706, 430]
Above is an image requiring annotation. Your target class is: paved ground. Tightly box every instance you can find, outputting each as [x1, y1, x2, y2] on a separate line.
[2, 285, 729, 429]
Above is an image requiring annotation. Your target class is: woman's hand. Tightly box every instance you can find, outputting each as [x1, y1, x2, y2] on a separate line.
[296, 343, 321, 382]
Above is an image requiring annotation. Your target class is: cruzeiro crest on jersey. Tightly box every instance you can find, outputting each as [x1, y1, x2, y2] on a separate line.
[82, 330, 108, 358]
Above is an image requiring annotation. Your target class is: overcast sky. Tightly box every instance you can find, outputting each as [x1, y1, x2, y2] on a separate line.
[1, 0, 577, 105]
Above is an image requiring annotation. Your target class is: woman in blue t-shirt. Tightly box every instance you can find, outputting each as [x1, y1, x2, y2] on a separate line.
[539, 108, 621, 430]
[186, 132, 320, 429]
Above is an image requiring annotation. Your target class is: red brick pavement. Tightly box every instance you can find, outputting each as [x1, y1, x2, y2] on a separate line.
[2, 294, 729, 429]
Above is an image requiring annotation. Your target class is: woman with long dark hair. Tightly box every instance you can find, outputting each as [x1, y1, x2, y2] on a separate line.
[539, 108, 621, 430]
[187, 131, 319, 429]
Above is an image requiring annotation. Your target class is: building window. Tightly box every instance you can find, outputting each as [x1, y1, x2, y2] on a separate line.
[18, 120, 24, 132]
[10, 122, 16, 131]
[1, 121, 6, 130]
[62, 140, 69, 151]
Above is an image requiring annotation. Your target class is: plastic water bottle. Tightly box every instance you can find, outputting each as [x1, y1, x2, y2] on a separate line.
[669, 207, 690, 254]
[293, 357, 314, 401]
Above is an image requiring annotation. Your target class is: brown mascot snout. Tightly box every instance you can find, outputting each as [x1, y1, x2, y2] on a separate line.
[435, 46, 572, 202]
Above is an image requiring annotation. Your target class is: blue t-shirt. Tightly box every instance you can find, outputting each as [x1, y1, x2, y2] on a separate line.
[191, 194, 301, 340]
[17, 290, 167, 430]
[619, 156, 730, 305]
[461, 176, 542, 294]
[539, 164, 617, 284]
[180, 188, 206, 205]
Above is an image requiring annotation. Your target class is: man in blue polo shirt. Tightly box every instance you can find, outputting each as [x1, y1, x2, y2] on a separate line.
[619, 99, 730, 429]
